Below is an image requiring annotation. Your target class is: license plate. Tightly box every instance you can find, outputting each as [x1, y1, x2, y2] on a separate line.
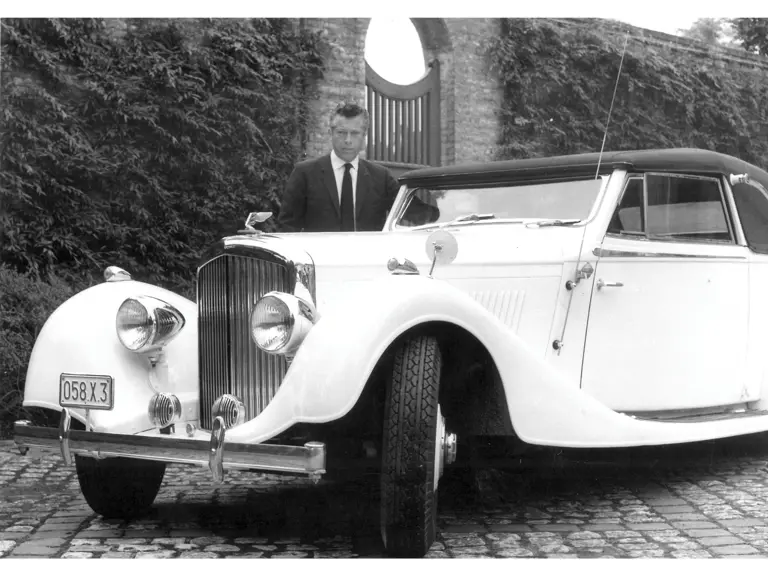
[59, 373, 114, 410]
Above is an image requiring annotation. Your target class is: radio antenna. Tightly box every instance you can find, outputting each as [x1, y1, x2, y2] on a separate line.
[595, 31, 630, 179]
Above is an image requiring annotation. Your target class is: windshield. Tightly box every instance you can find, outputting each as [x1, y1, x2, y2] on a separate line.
[395, 178, 605, 228]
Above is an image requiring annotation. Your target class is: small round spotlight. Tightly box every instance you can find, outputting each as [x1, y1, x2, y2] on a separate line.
[148, 393, 182, 428]
[212, 394, 246, 429]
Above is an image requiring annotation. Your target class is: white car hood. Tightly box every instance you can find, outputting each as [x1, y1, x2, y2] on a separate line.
[275, 225, 586, 351]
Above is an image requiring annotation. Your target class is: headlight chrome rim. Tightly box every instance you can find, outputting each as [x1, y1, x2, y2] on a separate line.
[250, 294, 295, 353]
[250, 291, 317, 355]
[116, 296, 185, 353]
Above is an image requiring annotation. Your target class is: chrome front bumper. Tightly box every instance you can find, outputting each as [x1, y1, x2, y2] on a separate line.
[13, 409, 326, 483]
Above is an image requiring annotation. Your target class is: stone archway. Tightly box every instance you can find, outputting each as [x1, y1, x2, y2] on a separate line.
[300, 18, 501, 167]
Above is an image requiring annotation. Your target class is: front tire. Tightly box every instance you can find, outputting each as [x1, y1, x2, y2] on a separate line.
[380, 335, 443, 557]
[75, 455, 166, 519]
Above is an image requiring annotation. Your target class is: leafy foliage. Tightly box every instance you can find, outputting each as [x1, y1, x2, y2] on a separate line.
[488, 19, 768, 167]
[1, 18, 324, 296]
[0, 266, 80, 434]
[730, 18, 768, 56]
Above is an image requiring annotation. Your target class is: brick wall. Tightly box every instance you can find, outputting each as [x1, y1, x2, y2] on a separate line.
[301, 18, 370, 161]
[442, 19, 502, 164]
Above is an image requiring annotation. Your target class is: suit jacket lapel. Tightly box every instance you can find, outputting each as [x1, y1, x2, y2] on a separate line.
[320, 154, 340, 218]
[356, 159, 371, 221]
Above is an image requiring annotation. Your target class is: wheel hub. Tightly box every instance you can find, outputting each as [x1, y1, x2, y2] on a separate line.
[434, 405, 457, 490]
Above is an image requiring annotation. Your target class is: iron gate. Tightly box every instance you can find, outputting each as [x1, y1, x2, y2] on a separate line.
[365, 59, 441, 167]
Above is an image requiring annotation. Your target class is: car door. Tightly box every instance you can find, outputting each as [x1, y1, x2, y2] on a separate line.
[731, 177, 768, 410]
[581, 173, 751, 412]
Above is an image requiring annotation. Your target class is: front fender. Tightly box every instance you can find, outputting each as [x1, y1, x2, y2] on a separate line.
[226, 274, 554, 442]
[229, 273, 768, 449]
[23, 280, 198, 434]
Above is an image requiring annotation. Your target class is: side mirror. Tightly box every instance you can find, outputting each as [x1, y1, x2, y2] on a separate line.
[425, 229, 458, 278]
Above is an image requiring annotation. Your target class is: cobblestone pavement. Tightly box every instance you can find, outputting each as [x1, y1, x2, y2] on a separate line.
[3, 436, 768, 558]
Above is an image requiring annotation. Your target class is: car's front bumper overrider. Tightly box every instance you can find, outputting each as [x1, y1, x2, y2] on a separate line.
[13, 409, 326, 483]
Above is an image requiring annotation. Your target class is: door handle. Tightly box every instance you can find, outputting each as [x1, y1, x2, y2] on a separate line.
[596, 279, 624, 290]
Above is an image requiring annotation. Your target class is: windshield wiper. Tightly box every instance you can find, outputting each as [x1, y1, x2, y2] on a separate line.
[527, 219, 582, 228]
[450, 213, 497, 224]
[412, 213, 497, 231]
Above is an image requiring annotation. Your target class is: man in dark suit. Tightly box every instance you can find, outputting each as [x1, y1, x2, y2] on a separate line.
[279, 102, 401, 232]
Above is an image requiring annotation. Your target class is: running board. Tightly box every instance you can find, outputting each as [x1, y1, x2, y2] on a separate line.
[622, 406, 768, 424]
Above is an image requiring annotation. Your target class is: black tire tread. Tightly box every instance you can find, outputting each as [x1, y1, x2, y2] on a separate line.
[381, 335, 442, 557]
[75, 455, 166, 519]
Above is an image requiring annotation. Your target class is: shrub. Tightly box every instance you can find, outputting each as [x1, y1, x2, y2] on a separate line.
[0, 266, 87, 435]
[1, 18, 324, 296]
[488, 19, 768, 166]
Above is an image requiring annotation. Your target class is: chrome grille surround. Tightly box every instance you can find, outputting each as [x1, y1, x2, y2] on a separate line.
[197, 235, 316, 431]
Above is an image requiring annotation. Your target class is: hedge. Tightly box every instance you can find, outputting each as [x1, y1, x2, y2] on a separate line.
[488, 19, 768, 166]
[1, 18, 324, 297]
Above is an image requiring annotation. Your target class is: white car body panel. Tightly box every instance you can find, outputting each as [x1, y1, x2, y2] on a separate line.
[289, 226, 584, 358]
[20, 149, 768, 453]
[582, 237, 752, 411]
[746, 256, 768, 411]
[219, 272, 768, 448]
[23, 280, 199, 434]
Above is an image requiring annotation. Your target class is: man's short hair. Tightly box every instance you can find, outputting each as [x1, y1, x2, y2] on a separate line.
[330, 102, 369, 131]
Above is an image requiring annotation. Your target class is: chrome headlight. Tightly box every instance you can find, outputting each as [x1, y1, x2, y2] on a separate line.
[116, 296, 185, 353]
[250, 291, 317, 355]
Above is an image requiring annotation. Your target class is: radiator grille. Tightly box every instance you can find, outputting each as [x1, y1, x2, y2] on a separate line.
[198, 254, 290, 430]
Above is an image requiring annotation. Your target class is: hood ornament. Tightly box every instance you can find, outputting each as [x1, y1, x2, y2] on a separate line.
[238, 212, 272, 235]
[425, 230, 458, 278]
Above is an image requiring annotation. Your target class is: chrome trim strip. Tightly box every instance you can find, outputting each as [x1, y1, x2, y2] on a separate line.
[14, 420, 327, 477]
[198, 236, 316, 303]
[593, 247, 748, 260]
[58, 409, 72, 466]
[621, 403, 768, 423]
[722, 175, 749, 247]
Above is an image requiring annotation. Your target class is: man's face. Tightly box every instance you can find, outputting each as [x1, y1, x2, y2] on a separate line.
[330, 114, 366, 162]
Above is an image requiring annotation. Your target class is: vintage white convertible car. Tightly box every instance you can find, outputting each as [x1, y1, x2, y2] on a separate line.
[14, 148, 768, 557]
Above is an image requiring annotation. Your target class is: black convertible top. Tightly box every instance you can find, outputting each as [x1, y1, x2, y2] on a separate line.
[399, 148, 768, 189]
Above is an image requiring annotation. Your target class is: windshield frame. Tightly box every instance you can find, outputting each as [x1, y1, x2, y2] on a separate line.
[387, 175, 611, 231]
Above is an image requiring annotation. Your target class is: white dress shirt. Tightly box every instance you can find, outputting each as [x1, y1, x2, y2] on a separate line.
[330, 150, 359, 209]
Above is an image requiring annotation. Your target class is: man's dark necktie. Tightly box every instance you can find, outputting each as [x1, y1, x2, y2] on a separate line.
[340, 163, 354, 232]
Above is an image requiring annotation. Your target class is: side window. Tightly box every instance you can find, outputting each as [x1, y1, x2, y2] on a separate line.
[645, 175, 731, 243]
[732, 183, 768, 254]
[608, 178, 644, 235]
